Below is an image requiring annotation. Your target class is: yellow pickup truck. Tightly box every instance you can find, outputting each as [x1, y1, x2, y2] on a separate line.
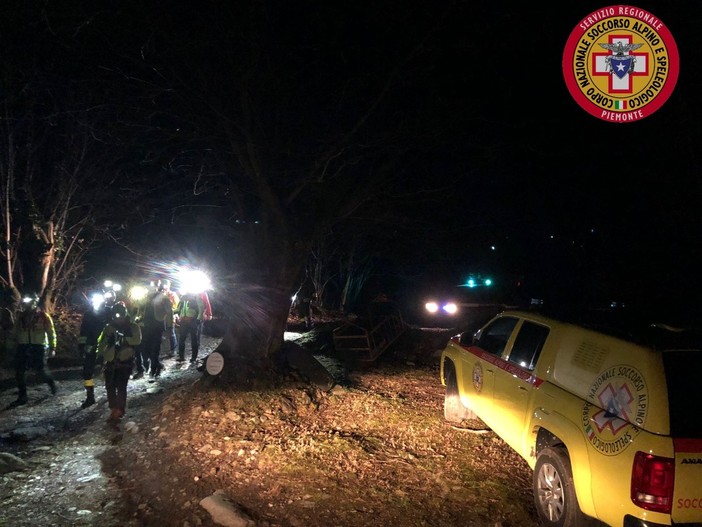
[440, 309, 702, 527]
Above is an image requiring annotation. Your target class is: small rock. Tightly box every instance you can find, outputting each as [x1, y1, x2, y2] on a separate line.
[124, 422, 139, 433]
[76, 474, 100, 483]
[0, 452, 28, 474]
[9, 426, 49, 441]
[200, 490, 255, 527]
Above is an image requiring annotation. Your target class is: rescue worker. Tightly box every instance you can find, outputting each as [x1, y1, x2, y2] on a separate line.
[198, 289, 212, 350]
[9, 293, 57, 406]
[176, 291, 205, 364]
[161, 279, 179, 357]
[78, 292, 115, 408]
[130, 287, 151, 379]
[0, 302, 14, 365]
[95, 302, 142, 424]
[295, 271, 316, 330]
[138, 280, 169, 378]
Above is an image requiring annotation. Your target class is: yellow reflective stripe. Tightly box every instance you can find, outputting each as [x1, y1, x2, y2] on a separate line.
[84, 379, 95, 387]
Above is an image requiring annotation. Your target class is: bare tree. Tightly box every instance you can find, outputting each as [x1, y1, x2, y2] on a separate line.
[0, 8, 127, 313]
[62, 2, 456, 378]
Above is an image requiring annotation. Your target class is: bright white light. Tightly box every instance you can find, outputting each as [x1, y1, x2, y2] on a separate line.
[443, 303, 458, 315]
[130, 285, 148, 302]
[113, 283, 122, 292]
[104, 280, 113, 288]
[91, 293, 105, 311]
[178, 269, 212, 295]
[425, 302, 439, 313]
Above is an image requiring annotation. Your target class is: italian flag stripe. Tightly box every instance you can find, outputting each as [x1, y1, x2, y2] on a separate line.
[615, 100, 627, 110]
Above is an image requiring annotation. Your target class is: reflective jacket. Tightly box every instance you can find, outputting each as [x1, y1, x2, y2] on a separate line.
[12, 309, 56, 349]
[164, 290, 180, 328]
[177, 294, 204, 321]
[96, 320, 142, 363]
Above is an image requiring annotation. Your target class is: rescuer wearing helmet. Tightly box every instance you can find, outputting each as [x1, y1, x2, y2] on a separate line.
[9, 293, 57, 406]
[176, 291, 205, 365]
[138, 279, 170, 378]
[95, 301, 142, 425]
[160, 279, 179, 358]
[78, 287, 117, 408]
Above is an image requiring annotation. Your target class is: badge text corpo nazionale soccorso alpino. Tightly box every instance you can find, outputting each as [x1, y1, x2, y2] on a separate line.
[562, 5, 679, 123]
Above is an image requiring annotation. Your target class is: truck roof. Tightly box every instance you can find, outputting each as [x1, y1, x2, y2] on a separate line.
[519, 306, 702, 352]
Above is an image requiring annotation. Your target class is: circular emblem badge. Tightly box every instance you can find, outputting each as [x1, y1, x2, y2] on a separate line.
[563, 5, 679, 123]
[581, 364, 649, 456]
[205, 351, 225, 376]
[472, 362, 483, 393]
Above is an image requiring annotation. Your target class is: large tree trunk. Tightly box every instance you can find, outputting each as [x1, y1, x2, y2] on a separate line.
[211, 234, 310, 384]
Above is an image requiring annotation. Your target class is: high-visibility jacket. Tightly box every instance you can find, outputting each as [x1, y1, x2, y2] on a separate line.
[177, 294, 204, 321]
[164, 290, 179, 328]
[12, 309, 56, 349]
[96, 320, 142, 363]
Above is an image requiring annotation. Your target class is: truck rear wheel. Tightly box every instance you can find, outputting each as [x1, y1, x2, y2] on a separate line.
[533, 447, 587, 527]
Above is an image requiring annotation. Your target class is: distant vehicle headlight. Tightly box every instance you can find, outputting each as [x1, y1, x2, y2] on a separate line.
[425, 302, 439, 313]
[443, 302, 458, 315]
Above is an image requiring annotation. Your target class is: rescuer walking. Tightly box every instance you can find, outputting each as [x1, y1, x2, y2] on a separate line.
[9, 293, 57, 406]
[94, 302, 142, 425]
[78, 290, 116, 408]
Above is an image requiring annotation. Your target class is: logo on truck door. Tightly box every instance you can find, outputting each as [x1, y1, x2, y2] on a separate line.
[581, 365, 649, 455]
[472, 362, 484, 393]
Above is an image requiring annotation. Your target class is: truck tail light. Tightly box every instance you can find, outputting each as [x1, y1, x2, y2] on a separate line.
[631, 451, 675, 514]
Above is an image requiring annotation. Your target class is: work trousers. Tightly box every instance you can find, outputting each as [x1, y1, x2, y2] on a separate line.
[134, 341, 150, 374]
[104, 360, 133, 413]
[15, 344, 55, 398]
[164, 321, 177, 354]
[81, 344, 97, 380]
[178, 317, 202, 361]
[141, 323, 163, 375]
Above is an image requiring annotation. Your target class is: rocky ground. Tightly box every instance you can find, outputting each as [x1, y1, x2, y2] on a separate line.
[0, 319, 541, 527]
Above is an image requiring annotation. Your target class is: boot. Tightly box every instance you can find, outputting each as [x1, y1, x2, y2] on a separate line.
[106, 408, 122, 423]
[81, 386, 95, 409]
[11, 394, 28, 406]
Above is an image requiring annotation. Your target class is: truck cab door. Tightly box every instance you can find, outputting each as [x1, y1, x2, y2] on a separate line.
[463, 316, 519, 426]
[492, 321, 550, 454]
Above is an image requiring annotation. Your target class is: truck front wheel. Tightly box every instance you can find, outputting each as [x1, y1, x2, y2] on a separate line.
[444, 362, 473, 423]
[533, 447, 587, 527]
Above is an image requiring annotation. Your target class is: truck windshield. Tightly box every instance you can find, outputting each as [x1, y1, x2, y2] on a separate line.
[663, 350, 702, 438]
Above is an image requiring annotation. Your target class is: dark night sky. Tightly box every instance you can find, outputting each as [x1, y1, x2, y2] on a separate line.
[5, 1, 702, 316]
[386, 0, 702, 315]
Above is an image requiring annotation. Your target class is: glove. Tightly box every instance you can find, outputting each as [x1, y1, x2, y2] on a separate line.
[49, 348, 56, 358]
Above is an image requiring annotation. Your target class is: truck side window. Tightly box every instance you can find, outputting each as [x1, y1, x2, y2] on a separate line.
[508, 322, 549, 371]
[476, 317, 518, 356]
